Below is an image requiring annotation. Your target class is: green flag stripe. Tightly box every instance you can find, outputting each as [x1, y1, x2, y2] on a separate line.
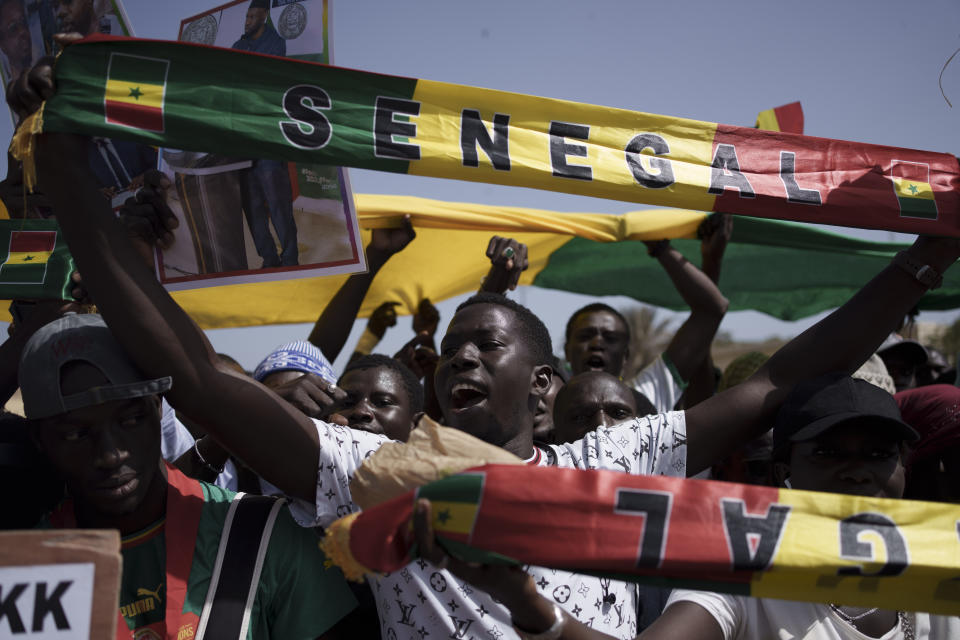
[107, 52, 168, 85]
[897, 197, 938, 220]
[416, 473, 484, 504]
[533, 216, 960, 321]
[45, 39, 420, 174]
[0, 263, 47, 283]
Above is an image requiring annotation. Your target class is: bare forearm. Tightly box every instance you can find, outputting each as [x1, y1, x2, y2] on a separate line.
[308, 267, 381, 361]
[658, 247, 728, 381]
[761, 249, 948, 397]
[658, 246, 728, 316]
[37, 134, 320, 501]
[682, 355, 717, 408]
[701, 251, 723, 284]
[686, 241, 955, 474]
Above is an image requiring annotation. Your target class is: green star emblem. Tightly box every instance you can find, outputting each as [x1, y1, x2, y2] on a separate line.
[908, 183, 919, 195]
[22, 255, 33, 261]
[128, 86, 143, 100]
[437, 509, 451, 525]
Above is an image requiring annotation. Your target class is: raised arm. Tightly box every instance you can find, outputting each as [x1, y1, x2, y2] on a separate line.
[684, 237, 960, 475]
[681, 214, 733, 407]
[35, 132, 323, 502]
[307, 221, 415, 361]
[646, 240, 729, 382]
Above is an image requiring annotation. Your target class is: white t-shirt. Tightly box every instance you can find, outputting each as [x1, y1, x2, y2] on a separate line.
[278, 412, 687, 640]
[627, 355, 685, 414]
[666, 589, 960, 640]
[159, 398, 194, 462]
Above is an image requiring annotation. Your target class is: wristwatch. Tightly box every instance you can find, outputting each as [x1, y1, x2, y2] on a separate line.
[513, 603, 565, 640]
[892, 251, 943, 290]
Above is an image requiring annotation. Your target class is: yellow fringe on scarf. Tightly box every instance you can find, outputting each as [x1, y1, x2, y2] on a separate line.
[319, 512, 374, 582]
[9, 106, 45, 193]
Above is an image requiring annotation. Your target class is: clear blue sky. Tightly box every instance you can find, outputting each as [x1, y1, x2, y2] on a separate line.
[4, 0, 960, 371]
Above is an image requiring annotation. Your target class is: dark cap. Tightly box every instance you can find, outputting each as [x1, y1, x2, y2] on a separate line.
[249, 0, 270, 9]
[878, 334, 928, 367]
[19, 314, 172, 419]
[773, 373, 919, 452]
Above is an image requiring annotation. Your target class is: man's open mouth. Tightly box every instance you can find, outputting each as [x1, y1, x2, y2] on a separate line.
[585, 354, 606, 369]
[450, 381, 488, 411]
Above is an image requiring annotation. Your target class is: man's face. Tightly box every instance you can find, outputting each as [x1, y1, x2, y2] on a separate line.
[552, 372, 638, 443]
[879, 352, 918, 393]
[786, 420, 906, 499]
[337, 366, 416, 442]
[533, 373, 564, 443]
[55, 0, 94, 35]
[435, 304, 545, 447]
[244, 7, 268, 37]
[35, 363, 162, 519]
[0, 2, 30, 68]
[564, 311, 629, 376]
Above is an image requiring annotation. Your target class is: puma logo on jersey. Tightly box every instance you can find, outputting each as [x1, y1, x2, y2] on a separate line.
[121, 584, 163, 619]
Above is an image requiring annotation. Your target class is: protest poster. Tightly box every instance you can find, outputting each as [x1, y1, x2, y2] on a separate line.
[0, 530, 121, 639]
[156, 0, 364, 289]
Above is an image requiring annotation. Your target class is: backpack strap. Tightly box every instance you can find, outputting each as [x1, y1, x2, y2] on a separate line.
[195, 493, 285, 640]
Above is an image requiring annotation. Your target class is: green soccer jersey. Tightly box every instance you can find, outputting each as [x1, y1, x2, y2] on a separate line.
[55, 474, 357, 639]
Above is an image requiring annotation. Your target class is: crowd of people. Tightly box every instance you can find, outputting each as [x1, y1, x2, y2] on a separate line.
[3, 47, 960, 640]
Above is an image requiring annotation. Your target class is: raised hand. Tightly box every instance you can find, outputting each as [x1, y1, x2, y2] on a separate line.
[6, 33, 83, 119]
[119, 169, 180, 268]
[367, 301, 401, 339]
[412, 297, 439, 337]
[698, 213, 733, 257]
[480, 236, 529, 294]
[263, 372, 347, 421]
[367, 214, 416, 266]
[394, 331, 438, 380]
[697, 213, 733, 285]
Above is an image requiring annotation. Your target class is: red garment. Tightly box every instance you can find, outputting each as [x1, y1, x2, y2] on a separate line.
[50, 464, 204, 640]
[896, 384, 960, 464]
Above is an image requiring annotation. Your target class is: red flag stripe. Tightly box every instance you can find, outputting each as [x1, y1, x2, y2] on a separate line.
[105, 100, 163, 132]
[10, 231, 56, 253]
[772, 102, 804, 135]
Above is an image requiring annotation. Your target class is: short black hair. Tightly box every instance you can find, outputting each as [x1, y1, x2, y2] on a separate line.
[341, 354, 424, 414]
[565, 303, 630, 342]
[456, 293, 553, 365]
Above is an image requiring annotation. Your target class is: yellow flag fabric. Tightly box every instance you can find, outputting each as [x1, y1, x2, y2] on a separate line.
[165, 197, 706, 329]
[9, 194, 960, 328]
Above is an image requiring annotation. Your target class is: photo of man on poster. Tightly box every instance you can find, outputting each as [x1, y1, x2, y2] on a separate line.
[232, 0, 298, 268]
[54, 0, 122, 37]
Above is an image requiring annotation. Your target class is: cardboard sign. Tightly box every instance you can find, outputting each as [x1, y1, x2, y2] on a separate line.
[0, 530, 121, 639]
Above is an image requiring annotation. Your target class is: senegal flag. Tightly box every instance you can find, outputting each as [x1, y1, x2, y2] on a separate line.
[417, 472, 484, 544]
[0, 220, 76, 300]
[104, 53, 168, 133]
[890, 160, 938, 220]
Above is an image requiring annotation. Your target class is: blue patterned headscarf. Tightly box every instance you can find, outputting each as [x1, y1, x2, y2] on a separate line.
[253, 341, 336, 383]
